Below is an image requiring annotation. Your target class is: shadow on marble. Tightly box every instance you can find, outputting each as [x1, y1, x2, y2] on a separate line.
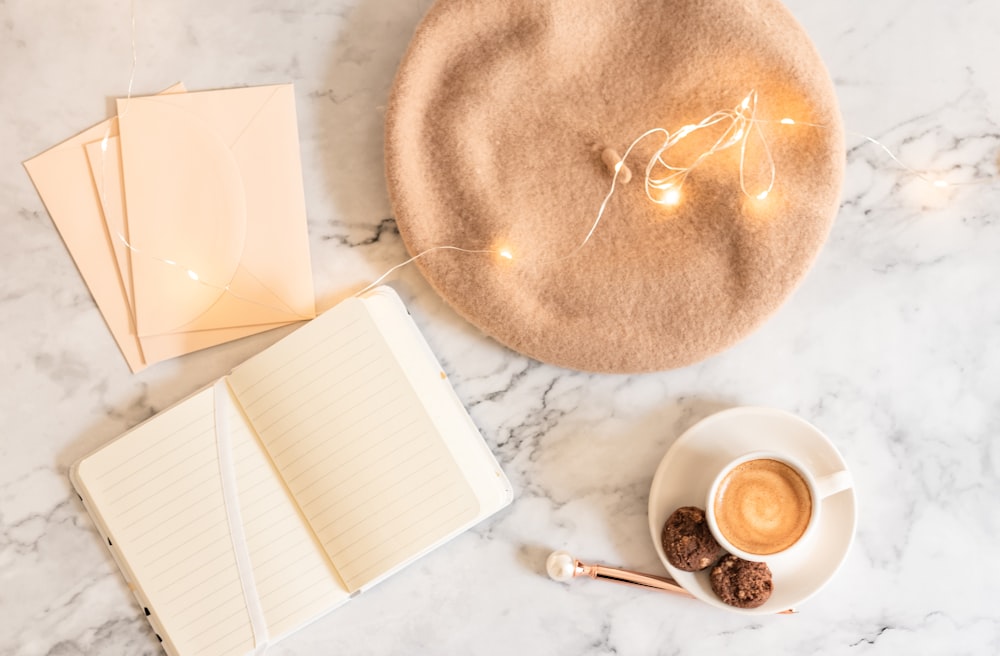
[55, 370, 217, 473]
[308, 0, 437, 312]
[516, 542, 555, 578]
[519, 394, 736, 577]
[52, 381, 180, 650]
[301, 0, 495, 348]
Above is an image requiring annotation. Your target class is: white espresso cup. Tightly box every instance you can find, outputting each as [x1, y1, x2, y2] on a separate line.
[705, 451, 852, 562]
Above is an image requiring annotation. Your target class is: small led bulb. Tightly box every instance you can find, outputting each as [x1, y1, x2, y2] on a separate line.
[662, 188, 681, 206]
[933, 179, 949, 188]
[756, 190, 769, 200]
[498, 249, 513, 261]
[780, 118, 796, 125]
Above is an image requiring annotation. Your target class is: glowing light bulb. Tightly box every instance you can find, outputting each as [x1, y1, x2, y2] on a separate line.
[756, 190, 769, 200]
[740, 95, 751, 110]
[780, 118, 796, 125]
[662, 188, 681, 206]
[614, 161, 623, 173]
[933, 179, 949, 188]
[187, 269, 200, 281]
[100, 136, 109, 152]
[499, 249, 513, 261]
[732, 127, 745, 141]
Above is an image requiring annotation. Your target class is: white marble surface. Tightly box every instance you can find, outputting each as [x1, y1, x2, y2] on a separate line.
[2, 0, 999, 653]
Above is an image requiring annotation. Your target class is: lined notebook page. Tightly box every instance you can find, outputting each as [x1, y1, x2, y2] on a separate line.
[227, 297, 479, 592]
[74, 386, 349, 656]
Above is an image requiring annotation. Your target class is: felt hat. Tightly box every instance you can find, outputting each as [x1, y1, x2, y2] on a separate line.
[385, 0, 843, 373]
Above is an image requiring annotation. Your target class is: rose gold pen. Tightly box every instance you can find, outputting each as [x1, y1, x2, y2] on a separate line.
[545, 551, 797, 615]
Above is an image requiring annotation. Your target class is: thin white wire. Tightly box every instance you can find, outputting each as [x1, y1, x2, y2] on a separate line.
[121, 0, 138, 115]
[354, 245, 501, 297]
[545, 90, 773, 265]
[758, 118, 987, 188]
[93, 26, 986, 308]
[93, 0, 309, 319]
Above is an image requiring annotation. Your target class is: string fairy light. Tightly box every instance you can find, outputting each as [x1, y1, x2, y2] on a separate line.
[528, 88, 994, 266]
[353, 244, 510, 298]
[845, 129, 971, 189]
[555, 89, 776, 263]
[88, 0, 317, 320]
[156, 86, 992, 302]
[88, 0, 493, 316]
[90, 1, 991, 318]
[760, 116, 971, 189]
[350, 91, 777, 279]
[101, 227, 314, 318]
[100, 79, 989, 312]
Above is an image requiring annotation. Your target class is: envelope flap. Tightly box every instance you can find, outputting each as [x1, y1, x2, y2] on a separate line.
[226, 85, 314, 319]
[118, 98, 249, 336]
[134, 85, 291, 146]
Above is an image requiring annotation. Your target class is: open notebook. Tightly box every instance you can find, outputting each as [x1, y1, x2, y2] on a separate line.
[71, 287, 513, 655]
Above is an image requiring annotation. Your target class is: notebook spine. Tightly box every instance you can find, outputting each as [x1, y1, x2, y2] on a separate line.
[71, 488, 172, 654]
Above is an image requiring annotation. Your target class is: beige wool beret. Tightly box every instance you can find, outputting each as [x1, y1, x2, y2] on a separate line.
[386, 0, 844, 373]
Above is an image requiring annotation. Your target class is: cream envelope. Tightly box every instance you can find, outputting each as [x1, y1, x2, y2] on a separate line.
[23, 85, 295, 373]
[117, 84, 316, 336]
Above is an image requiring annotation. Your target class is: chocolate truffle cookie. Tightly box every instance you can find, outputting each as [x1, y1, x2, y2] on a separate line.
[661, 506, 724, 571]
[710, 555, 773, 609]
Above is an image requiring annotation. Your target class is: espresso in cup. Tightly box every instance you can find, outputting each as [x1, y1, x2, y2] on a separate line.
[712, 458, 812, 556]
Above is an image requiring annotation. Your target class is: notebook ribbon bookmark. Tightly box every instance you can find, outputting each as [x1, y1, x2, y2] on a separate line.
[214, 380, 270, 655]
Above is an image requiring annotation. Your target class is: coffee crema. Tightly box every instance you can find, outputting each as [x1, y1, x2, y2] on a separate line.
[713, 458, 812, 555]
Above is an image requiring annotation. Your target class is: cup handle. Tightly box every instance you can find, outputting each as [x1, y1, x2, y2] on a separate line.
[815, 470, 853, 499]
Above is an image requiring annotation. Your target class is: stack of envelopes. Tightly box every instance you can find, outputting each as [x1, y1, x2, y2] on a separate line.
[24, 83, 316, 372]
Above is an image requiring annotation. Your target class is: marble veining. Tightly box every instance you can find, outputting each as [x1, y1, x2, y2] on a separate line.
[2, 0, 999, 653]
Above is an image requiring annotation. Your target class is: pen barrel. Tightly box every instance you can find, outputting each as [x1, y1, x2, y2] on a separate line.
[573, 559, 797, 614]
[578, 562, 692, 598]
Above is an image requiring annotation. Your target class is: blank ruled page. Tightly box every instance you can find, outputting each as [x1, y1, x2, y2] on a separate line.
[227, 297, 480, 592]
[74, 386, 349, 656]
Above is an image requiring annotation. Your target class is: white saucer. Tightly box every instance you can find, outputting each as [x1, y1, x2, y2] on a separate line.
[648, 406, 857, 615]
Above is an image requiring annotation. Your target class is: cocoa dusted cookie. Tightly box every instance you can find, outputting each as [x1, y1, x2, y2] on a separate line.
[710, 555, 773, 609]
[661, 506, 724, 571]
